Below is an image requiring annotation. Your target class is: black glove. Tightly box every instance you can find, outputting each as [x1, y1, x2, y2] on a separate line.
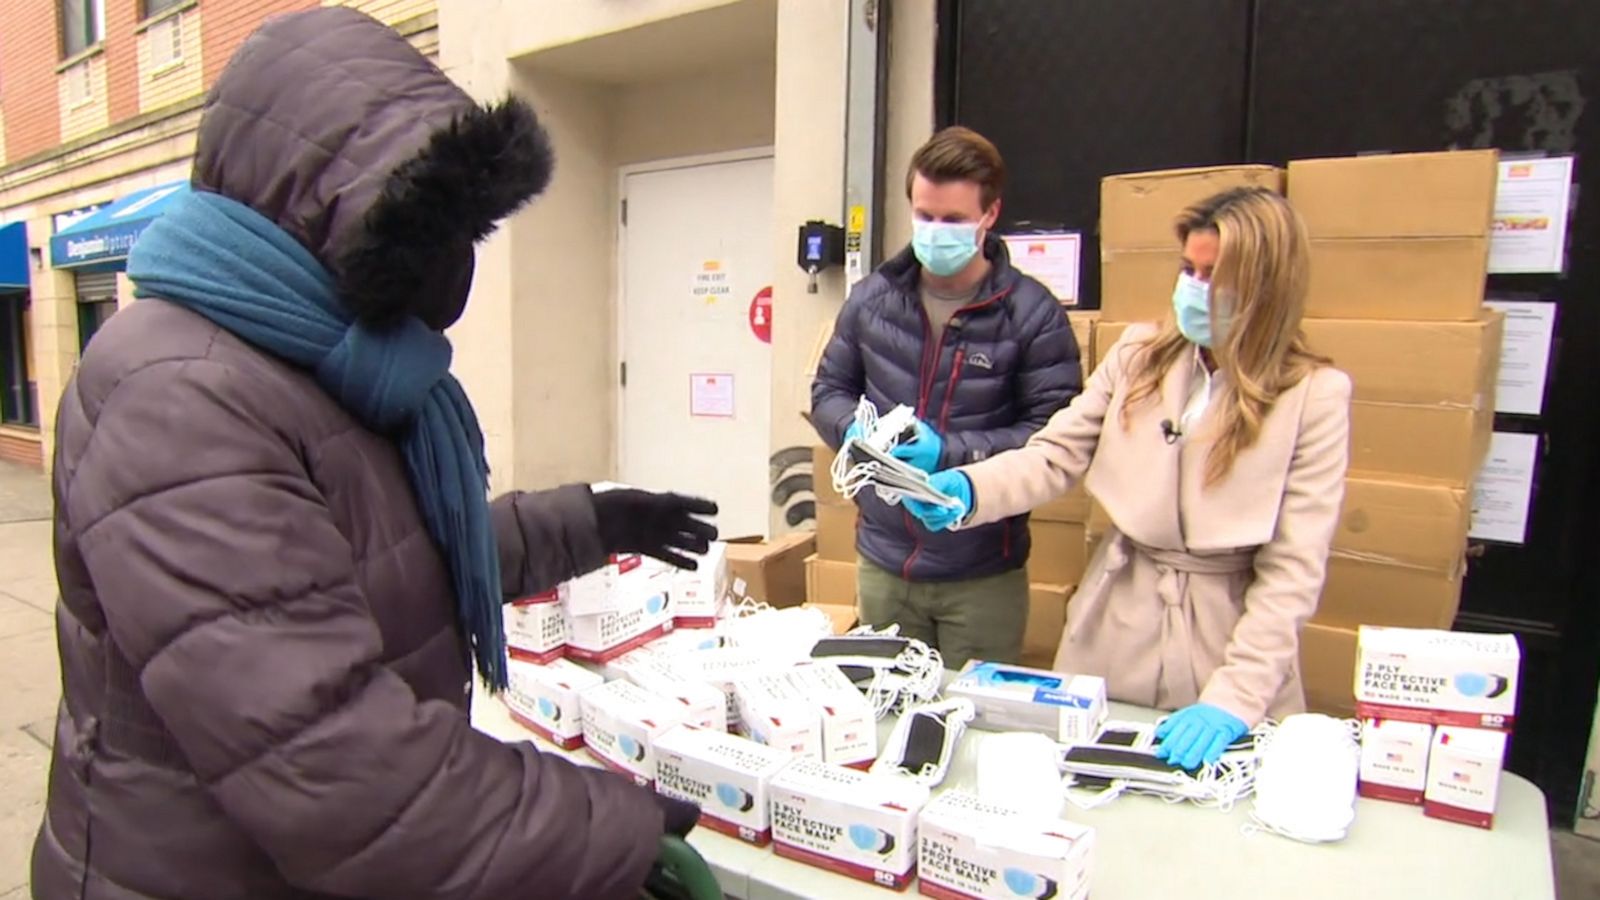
[592, 488, 718, 570]
[654, 792, 701, 838]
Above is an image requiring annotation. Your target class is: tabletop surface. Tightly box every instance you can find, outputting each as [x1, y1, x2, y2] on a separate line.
[471, 687, 1556, 900]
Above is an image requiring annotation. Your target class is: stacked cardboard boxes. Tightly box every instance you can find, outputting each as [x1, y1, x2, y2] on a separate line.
[1099, 165, 1285, 323]
[1289, 149, 1502, 717]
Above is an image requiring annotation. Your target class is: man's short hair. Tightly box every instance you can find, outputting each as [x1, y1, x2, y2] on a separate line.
[905, 127, 1007, 210]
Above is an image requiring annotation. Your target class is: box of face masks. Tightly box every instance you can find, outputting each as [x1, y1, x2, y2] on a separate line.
[580, 680, 690, 787]
[562, 553, 671, 617]
[735, 671, 824, 758]
[673, 542, 730, 628]
[504, 657, 605, 750]
[1354, 626, 1520, 729]
[653, 724, 794, 846]
[668, 647, 791, 734]
[917, 791, 1095, 900]
[1424, 725, 1508, 829]
[615, 651, 729, 732]
[504, 591, 569, 664]
[784, 663, 878, 767]
[948, 661, 1108, 744]
[1358, 718, 1434, 805]
[769, 756, 931, 890]
[567, 578, 676, 663]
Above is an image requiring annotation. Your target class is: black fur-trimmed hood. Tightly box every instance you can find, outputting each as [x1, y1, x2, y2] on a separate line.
[191, 7, 553, 330]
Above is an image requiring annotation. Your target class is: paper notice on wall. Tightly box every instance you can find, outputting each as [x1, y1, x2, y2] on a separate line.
[689, 373, 735, 418]
[1002, 232, 1082, 305]
[1489, 157, 1574, 274]
[1469, 432, 1539, 544]
[692, 261, 734, 309]
[1484, 300, 1557, 416]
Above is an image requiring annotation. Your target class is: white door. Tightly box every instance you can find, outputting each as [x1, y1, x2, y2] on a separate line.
[620, 154, 774, 538]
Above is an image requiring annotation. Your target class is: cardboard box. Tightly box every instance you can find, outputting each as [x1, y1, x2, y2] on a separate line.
[948, 661, 1108, 744]
[1091, 321, 1133, 374]
[808, 602, 858, 635]
[1349, 400, 1492, 488]
[504, 592, 569, 664]
[1334, 478, 1469, 574]
[806, 554, 858, 607]
[815, 500, 858, 562]
[813, 445, 846, 506]
[1314, 555, 1463, 631]
[1027, 520, 1088, 586]
[918, 791, 1095, 900]
[1100, 246, 1179, 323]
[612, 651, 729, 732]
[1299, 622, 1358, 718]
[1359, 718, 1434, 805]
[1022, 583, 1072, 670]
[580, 680, 691, 787]
[1101, 164, 1284, 249]
[503, 658, 605, 750]
[1034, 484, 1091, 524]
[1424, 726, 1508, 829]
[1354, 626, 1521, 729]
[1304, 237, 1489, 321]
[653, 725, 795, 846]
[1067, 310, 1099, 365]
[1303, 313, 1502, 409]
[727, 533, 816, 608]
[769, 756, 932, 890]
[1286, 150, 1498, 239]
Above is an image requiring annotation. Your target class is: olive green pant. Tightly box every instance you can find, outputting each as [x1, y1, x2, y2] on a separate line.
[855, 556, 1028, 669]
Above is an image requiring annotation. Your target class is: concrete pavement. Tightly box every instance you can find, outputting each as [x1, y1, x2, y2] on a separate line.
[0, 461, 55, 898]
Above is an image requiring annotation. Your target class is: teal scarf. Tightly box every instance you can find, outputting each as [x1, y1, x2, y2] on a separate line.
[127, 190, 509, 690]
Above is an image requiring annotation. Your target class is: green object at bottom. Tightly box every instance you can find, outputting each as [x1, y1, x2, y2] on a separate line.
[641, 834, 723, 900]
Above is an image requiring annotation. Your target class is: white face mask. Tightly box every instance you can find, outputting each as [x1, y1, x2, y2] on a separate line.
[1248, 714, 1361, 843]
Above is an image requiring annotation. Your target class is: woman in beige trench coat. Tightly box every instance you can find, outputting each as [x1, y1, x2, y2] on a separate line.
[906, 187, 1351, 768]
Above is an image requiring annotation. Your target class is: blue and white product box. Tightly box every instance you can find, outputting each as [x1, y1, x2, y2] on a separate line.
[579, 680, 690, 787]
[734, 670, 824, 758]
[947, 661, 1108, 744]
[504, 657, 604, 750]
[769, 756, 931, 890]
[782, 663, 878, 767]
[615, 650, 729, 732]
[672, 542, 730, 628]
[667, 647, 790, 734]
[562, 553, 673, 617]
[567, 569, 676, 663]
[653, 725, 794, 846]
[1355, 626, 1521, 730]
[917, 791, 1094, 900]
[503, 591, 569, 664]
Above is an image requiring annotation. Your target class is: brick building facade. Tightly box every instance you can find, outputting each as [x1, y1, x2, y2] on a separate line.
[0, 0, 438, 468]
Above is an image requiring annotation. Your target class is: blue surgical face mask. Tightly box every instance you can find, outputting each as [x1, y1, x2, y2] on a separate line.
[1172, 272, 1215, 347]
[912, 220, 982, 277]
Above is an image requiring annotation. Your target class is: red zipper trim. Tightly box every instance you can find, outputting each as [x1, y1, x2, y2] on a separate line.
[901, 509, 924, 579]
[913, 310, 940, 417]
[938, 348, 966, 433]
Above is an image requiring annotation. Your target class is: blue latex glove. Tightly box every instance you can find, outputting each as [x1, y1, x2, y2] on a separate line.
[843, 421, 865, 444]
[903, 471, 972, 532]
[889, 419, 945, 473]
[1154, 703, 1249, 769]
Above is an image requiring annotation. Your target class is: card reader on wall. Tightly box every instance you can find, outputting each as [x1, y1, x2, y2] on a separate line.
[796, 220, 845, 293]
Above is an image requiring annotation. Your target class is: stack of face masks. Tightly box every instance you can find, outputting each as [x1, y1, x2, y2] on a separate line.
[831, 398, 962, 511]
[1059, 721, 1262, 812]
[809, 626, 945, 719]
[1248, 714, 1362, 843]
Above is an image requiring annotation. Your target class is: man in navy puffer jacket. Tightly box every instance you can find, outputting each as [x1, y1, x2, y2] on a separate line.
[811, 127, 1082, 667]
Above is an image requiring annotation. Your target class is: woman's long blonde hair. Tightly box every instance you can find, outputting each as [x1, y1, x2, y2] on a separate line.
[1120, 187, 1329, 485]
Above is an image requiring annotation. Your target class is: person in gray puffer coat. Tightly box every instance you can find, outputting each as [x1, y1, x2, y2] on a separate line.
[32, 9, 710, 899]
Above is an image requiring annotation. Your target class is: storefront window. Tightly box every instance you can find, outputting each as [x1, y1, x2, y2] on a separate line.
[0, 293, 37, 428]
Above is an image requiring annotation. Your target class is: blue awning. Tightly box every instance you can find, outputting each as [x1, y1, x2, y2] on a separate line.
[49, 181, 190, 269]
[0, 222, 26, 290]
